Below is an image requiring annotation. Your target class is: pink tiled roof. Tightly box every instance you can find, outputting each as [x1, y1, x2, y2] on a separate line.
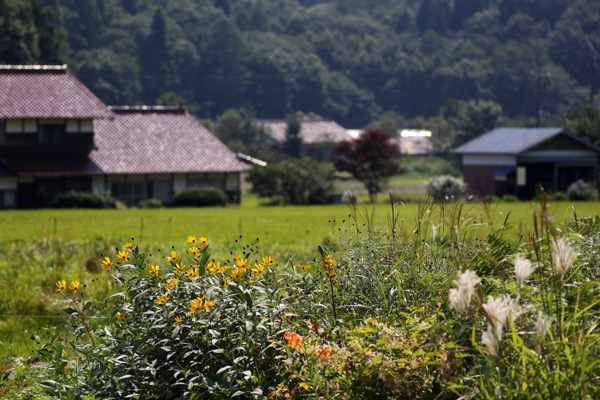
[91, 107, 250, 174]
[259, 119, 351, 144]
[0, 65, 114, 119]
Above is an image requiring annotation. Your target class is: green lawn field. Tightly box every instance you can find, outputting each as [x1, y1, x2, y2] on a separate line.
[0, 199, 598, 362]
[1, 200, 595, 249]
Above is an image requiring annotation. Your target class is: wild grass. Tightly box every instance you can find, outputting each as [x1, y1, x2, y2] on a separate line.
[1, 198, 599, 398]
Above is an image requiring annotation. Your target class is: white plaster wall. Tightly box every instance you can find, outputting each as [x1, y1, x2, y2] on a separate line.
[226, 173, 240, 191]
[462, 154, 516, 166]
[92, 176, 106, 193]
[0, 177, 17, 190]
[173, 174, 187, 193]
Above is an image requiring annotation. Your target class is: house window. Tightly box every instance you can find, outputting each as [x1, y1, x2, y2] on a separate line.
[111, 181, 148, 207]
[5, 119, 38, 133]
[39, 123, 66, 144]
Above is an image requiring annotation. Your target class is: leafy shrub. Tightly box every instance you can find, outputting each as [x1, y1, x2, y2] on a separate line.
[137, 198, 163, 208]
[246, 159, 336, 205]
[172, 186, 227, 207]
[51, 191, 118, 208]
[548, 191, 569, 201]
[567, 179, 599, 201]
[42, 240, 286, 398]
[501, 194, 519, 202]
[425, 175, 465, 202]
[484, 194, 501, 203]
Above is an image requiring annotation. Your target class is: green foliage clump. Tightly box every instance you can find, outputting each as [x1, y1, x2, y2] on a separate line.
[172, 186, 227, 207]
[41, 241, 286, 398]
[246, 159, 336, 205]
[137, 198, 163, 208]
[426, 175, 465, 202]
[501, 194, 519, 202]
[567, 180, 599, 201]
[51, 191, 118, 209]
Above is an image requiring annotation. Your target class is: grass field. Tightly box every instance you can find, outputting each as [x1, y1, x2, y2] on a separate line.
[0, 199, 596, 255]
[0, 198, 598, 361]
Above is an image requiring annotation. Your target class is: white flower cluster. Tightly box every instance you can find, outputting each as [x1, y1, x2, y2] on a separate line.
[449, 269, 481, 314]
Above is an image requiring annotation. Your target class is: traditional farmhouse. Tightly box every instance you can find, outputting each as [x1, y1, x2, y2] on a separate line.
[259, 119, 351, 161]
[453, 128, 600, 199]
[0, 65, 249, 208]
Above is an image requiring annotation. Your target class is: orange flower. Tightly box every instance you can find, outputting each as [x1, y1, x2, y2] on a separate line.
[306, 320, 320, 336]
[316, 345, 330, 359]
[283, 331, 304, 348]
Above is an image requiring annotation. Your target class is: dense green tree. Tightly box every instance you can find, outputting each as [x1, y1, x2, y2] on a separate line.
[215, 108, 269, 147]
[451, 99, 503, 147]
[246, 159, 337, 205]
[0, 0, 66, 64]
[283, 113, 303, 158]
[138, 7, 175, 103]
[331, 129, 401, 202]
[23, 0, 600, 129]
[564, 106, 600, 147]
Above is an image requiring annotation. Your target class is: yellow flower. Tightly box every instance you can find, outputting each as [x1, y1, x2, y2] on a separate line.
[125, 242, 133, 250]
[207, 261, 220, 275]
[102, 257, 113, 271]
[236, 258, 250, 269]
[222, 278, 231, 288]
[165, 277, 179, 290]
[188, 246, 200, 257]
[175, 316, 183, 326]
[230, 267, 244, 280]
[185, 267, 200, 279]
[205, 300, 215, 310]
[116, 311, 126, 321]
[198, 237, 208, 246]
[150, 265, 160, 277]
[321, 254, 336, 271]
[251, 263, 265, 277]
[167, 251, 179, 262]
[173, 263, 184, 275]
[55, 280, 66, 292]
[187, 235, 196, 244]
[116, 251, 130, 263]
[232, 251, 242, 260]
[189, 295, 206, 314]
[69, 281, 81, 293]
[154, 293, 169, 305]
[262, 256, 275, 266]
[298, 264, 310, 272]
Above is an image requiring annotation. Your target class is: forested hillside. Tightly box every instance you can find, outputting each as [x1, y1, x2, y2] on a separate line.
[2, 0, 599, 127]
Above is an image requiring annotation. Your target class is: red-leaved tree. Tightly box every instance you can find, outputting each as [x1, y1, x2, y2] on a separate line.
[331, 129, 401, 202]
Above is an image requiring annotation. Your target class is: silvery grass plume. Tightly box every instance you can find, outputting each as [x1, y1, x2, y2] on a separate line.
[481, 326, 499, 357]
[481, 295, 520, 340]
[514, 255, 537, 287]
[535, 311, 553, 340]
[449, 269, 481, 314]
[551, 237, 577, 279]
[480, 295, 520, 357]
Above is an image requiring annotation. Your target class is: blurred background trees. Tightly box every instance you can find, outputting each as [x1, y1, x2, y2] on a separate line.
[2, 0, 599, 144]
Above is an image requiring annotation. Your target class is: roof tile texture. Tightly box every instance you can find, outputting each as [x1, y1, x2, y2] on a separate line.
[260, 119, 350, 144]
[0, 66, 114, 119]
[91, 109, 249, 174]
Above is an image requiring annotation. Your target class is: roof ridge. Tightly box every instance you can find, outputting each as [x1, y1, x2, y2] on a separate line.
[109, 105, 186, 114]
[0, 64, 68, 72]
